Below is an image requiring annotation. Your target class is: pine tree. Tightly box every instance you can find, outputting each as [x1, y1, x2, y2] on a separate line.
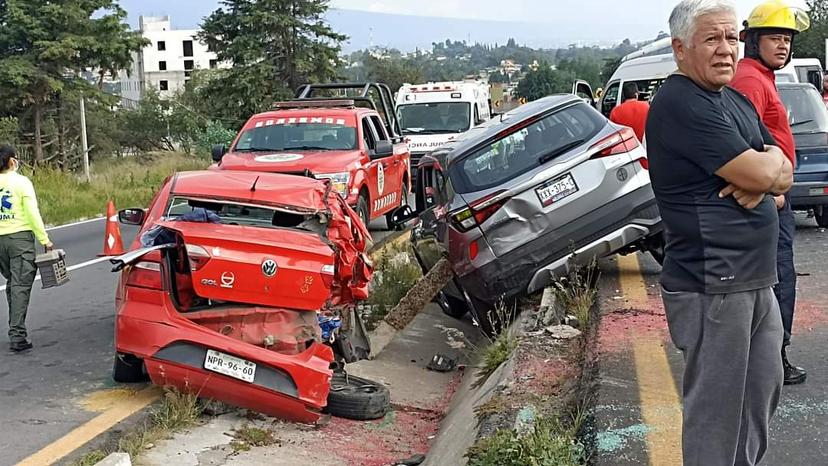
[198, 0, 347, 127]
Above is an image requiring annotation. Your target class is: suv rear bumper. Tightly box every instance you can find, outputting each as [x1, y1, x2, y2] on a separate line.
[455, 185, 661, 304]
[790, 181, 828, 209]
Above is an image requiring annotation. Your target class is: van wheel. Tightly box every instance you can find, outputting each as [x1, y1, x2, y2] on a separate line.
[112, 353, 148, 383]
[356, 194, 370, 229]
[385, 183, 409, 230]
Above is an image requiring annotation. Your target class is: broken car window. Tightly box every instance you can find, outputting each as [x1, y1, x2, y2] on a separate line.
[166, 197, 321, 231]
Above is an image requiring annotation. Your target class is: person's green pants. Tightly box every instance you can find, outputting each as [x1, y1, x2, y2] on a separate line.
[0, 231, 37, 344]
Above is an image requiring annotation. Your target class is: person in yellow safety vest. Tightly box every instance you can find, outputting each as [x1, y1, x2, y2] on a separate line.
[0, 145, 54, 353]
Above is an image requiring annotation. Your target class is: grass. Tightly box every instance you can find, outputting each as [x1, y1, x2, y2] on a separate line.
[71, 389, 203, 465]
[466, 415, 587, 466]
[550, 261, 599, 329]
[474, 332, 518, 389]
[29, 152, 208, 227]
[229, 424, 279, 452]
[364, 241, 422, 329]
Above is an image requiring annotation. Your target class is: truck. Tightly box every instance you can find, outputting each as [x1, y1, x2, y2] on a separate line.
[395, 81, 492, 177]
[210, 82, 411, 229]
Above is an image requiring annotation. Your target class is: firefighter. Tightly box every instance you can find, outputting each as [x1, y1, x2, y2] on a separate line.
[730, 0, 810, 385]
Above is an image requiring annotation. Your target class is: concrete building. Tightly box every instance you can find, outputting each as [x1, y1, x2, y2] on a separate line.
[120, 16, 222, 104]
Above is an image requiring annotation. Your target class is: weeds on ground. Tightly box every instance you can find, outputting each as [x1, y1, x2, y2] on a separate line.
[71, 388, 203, 465]
[466, 415, 587, 466]
[30, 152, 207, 226]
[550, 260, 599, 329]
[229, 424, 278, 452]
[472, 300, 519, 389]
[364, 241, 422, 329]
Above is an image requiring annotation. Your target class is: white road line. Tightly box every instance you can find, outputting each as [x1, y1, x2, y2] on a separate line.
[0, 256, 111, 292]
[46, 217, 105, 231]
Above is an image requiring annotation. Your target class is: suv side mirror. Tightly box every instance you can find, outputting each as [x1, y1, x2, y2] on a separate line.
[371, 140, 394, 159]
[119, 208, 146, 226]
[211, 144, 227, 162]
[388, 205, 417, 228]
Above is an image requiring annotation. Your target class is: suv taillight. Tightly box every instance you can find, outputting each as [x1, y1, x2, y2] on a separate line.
[185, 244, 211, 271]
[450, 190, 511, 232]
[590, 127, 641, 158]
[126, 261, 163, 290]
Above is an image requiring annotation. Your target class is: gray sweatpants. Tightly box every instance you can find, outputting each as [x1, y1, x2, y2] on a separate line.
[661, 286, 783, 466]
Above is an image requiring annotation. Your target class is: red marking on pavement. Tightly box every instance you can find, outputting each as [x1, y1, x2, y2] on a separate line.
[321, 372, 463, 465]
[598, 297, 670, 354]
[793, 299, 828, 333]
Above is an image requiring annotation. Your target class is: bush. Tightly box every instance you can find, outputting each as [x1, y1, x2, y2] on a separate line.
[467, 416, 586, 466]
[364, 242, 422, 329]
[198, 121, 237, 154]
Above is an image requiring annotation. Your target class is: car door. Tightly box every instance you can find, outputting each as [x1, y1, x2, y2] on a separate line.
[368, 115, 401, 215]
[572, 80, 595, 107]
[411, 162, 447, 273]
[600, 81, 621, 117]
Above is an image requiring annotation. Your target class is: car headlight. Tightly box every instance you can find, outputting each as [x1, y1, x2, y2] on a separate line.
[317, 172, 350, 198]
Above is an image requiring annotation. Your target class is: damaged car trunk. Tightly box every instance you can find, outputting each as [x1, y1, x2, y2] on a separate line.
[111, 171, 375, 422]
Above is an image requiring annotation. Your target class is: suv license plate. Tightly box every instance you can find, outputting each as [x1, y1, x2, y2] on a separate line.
[809, 187, 828, 196]
[536, 174, 579, 207]
[204, 349, 256, 383]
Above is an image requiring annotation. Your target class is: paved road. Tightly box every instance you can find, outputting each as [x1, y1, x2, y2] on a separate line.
[0, 214, 395, 466]
[591, 213, 828, 465]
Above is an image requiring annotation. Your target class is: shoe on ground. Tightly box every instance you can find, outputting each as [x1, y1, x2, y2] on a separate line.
[9, 340, 33, 353]
[782, 347, 807, 385]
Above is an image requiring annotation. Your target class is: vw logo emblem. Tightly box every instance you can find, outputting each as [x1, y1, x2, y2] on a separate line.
[262, 259, 278, 278]
[220, 272, 235, 289]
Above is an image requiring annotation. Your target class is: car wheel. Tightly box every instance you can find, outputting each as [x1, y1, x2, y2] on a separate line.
[815, 206, 828, 228]
[435, 290, 470, 319]
[385, 183, 409, 230]
[112, 353, 148, 383]
[324, 373, 390, 420]
[356, 194, 370, 229]
[467, 295, 514, 337]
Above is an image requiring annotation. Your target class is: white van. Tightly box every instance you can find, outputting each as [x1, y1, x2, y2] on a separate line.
[599, 50, 825, 117]
[396, 81, 492, 171]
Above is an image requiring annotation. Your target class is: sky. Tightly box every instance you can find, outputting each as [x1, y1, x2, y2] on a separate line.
[116, 0, 812, 50]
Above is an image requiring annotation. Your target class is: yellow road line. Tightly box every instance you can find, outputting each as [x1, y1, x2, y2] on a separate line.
[17, 387, 161, 466]
[617, 254, 682, 466]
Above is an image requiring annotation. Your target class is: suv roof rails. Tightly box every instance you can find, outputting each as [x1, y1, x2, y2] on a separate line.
[294, 82, 402, 142]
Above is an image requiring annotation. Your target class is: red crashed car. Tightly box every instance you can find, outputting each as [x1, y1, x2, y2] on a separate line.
[110, 170, 376, 422]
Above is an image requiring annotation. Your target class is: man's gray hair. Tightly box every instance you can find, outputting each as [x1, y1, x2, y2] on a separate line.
[669, 0, 737, 44]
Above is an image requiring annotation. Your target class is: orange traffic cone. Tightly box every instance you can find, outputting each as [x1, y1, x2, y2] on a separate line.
[99, 200, 125, 257]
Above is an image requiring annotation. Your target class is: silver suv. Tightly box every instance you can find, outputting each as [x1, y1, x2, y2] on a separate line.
[395, 95, 664, 332]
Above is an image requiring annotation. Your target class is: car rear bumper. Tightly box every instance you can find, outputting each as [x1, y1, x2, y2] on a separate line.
[455, 185, 661, 304]
[115, 298, 333, 423]
[790, 181, 828, 209]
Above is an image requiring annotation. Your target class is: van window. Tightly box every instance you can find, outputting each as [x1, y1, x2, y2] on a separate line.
[601, 82, 620, 116]
[452, 103, 604, 193]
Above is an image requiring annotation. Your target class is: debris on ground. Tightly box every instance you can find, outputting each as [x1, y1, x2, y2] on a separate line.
[544, 324, 582, 340]
[427, 353, 457, 373]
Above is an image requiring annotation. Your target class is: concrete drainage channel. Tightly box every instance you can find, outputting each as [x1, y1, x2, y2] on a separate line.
[83, 229, 599, 466]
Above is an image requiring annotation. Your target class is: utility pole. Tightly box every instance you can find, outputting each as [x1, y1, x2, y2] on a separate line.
[80, 96, 90, 183]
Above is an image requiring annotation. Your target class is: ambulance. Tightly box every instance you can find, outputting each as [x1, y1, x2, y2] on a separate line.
[395, 81, 492, 177]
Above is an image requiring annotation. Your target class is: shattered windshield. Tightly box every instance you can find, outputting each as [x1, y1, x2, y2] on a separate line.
[398, 102, 471, 135]
[234, 120, 357, 152]
[166, 197, 321, 231]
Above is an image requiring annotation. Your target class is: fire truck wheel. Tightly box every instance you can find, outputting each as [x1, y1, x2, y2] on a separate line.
[356, 194, 370, 228]
[325, 373, 390, 420]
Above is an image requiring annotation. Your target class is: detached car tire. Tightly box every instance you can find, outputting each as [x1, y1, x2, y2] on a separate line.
[112, 353, 148, 383]
[324, 373, 390, 420]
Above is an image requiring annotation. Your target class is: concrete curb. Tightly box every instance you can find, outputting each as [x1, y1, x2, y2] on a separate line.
[94, 452, 131, 466]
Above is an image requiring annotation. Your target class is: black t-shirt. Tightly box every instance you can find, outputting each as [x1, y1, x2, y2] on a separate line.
[647, 74, 779, 294]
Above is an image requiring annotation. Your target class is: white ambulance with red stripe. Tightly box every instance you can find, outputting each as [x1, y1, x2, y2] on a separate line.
[396, 81, 491, 178]
[211, 83, 410, 229]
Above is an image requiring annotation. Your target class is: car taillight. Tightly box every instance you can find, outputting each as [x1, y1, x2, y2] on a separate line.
[450, 190, 511, 232]
[126, 261, 163, 290]
[590, 127, 641, 158]
[321, 264, 335, 289]
[637, 157, 649, 170]
[185, 244, 211, 271]
[469, 240, 479, 260]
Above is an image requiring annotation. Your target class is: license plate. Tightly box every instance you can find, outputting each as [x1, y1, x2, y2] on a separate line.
[809, 187, 828, 196]
[536, 174, 579, 207]
[204, 349, 256, 383]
